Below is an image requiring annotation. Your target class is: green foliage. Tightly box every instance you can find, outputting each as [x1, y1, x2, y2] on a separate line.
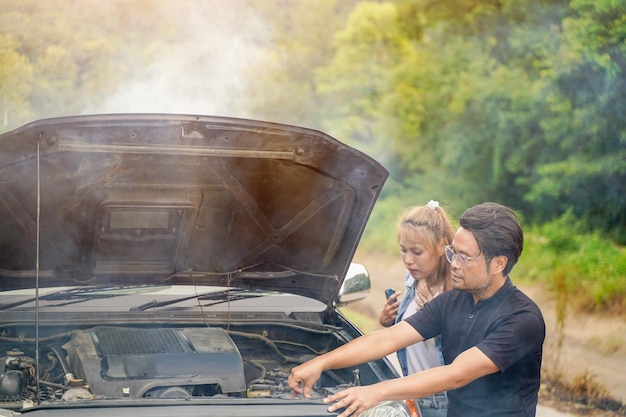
[525, 152, 626, 243]
[515, 212, 626, 313]
[0, 34, 35, 124]
[519, 0, 626, 242]
[538, 209, 585, 253]
[245, 0, 361, 128]
[315, 1, 414, 159]
[351, 0, 625, 244]
[0, 0, 160, 129]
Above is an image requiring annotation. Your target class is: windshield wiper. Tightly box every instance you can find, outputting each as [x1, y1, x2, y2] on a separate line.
[130, 289, 267, 311]
[0, 285, 158, 310]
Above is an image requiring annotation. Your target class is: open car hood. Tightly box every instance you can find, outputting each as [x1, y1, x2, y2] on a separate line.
[0, 114, 388, 304]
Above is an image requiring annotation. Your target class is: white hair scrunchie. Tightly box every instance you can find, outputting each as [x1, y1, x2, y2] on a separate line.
[427, 200, 439, 210]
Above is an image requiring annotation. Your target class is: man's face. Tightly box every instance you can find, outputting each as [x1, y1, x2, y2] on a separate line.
[448, 227, 494, 300]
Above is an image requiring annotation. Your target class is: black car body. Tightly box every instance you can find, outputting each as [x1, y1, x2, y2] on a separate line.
[0, 114, 410, 416]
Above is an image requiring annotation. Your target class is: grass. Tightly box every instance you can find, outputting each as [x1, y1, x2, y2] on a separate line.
[540, 370, 626, 416]
[515, 225, 626, 315]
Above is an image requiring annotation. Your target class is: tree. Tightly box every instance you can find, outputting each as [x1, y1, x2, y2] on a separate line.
[375, 0, 572, 210]
[0, 35, 35, 128]
[0, 0, 151, 130]
[525, 0, 626, 242]
[315, 2, 414, 166]
[242, 0, 362, 129]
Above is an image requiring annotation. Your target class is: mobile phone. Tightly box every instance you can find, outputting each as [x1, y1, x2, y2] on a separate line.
[385, 288, 395, 299]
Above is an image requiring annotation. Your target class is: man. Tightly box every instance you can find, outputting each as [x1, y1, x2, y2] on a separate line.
[288, 202, 545, 417]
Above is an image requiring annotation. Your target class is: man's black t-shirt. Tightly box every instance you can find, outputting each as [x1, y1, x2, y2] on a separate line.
[405, 278, 545, 417]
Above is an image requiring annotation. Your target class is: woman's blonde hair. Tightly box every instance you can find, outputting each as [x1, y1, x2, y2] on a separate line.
[397, 202, 455, 286]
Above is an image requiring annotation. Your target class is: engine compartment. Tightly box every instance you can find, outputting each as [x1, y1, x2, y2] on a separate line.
[0, 321, 383, 409]
[63, 326, 246, 398]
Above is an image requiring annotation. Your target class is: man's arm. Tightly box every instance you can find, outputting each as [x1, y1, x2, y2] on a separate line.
[288, 321, 422, 397]
[324, 346, 500, 417]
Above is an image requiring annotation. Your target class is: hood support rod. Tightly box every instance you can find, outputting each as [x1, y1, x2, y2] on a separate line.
[35, 136, 41, 404]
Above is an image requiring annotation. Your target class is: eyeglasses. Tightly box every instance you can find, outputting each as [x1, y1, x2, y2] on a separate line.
[444, 245, 483, 269]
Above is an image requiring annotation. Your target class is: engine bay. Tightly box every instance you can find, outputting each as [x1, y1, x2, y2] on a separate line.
[0, 322, 382, 409]
[63, 326, 247, 398]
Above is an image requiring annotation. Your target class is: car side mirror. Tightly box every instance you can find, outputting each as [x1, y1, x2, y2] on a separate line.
[337, 263, 370, 306]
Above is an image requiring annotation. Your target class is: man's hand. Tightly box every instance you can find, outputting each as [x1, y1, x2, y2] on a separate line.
[378, 291, 401, 327]
[324, 385, 382, 417]
[288, 362, 323, 398]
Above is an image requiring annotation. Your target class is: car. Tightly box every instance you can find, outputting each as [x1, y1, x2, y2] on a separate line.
[0, 114, 412, 417]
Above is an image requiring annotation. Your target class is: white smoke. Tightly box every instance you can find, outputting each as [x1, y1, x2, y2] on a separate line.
[85, 1, 270, 118]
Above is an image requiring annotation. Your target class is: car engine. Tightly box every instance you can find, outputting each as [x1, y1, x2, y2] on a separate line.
[0, 323, 370, 408]
[62, 326, 247, 398]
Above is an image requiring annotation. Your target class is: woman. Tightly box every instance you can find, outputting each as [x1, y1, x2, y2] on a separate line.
[378, 200, 455, 417]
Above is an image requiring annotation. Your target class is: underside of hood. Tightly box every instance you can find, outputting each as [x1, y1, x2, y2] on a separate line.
[0, 114, 388, 304]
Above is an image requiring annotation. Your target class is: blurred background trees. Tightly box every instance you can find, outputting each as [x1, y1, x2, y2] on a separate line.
[1, 0, 624, 305]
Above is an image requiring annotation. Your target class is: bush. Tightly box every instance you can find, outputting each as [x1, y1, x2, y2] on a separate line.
[515, 212, 626, 314]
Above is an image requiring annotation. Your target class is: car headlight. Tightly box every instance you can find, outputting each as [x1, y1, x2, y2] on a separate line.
[360, 400, 413, 417]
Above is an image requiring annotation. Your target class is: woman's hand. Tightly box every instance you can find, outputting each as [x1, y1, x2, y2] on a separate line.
[378, 291, 401, 327]
[415, 279, 438, 309]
